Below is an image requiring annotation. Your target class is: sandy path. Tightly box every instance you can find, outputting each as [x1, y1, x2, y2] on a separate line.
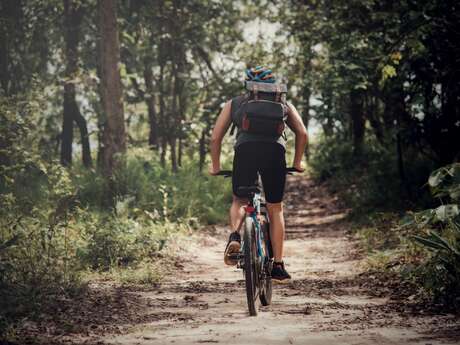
[101, 176, 460, 345]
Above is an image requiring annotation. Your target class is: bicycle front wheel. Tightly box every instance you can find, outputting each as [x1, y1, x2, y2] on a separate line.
[259, 221, 273, 306]
[243, 216, 258, 316]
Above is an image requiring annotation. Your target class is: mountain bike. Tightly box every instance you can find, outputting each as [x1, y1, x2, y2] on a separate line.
[216, 167, 298, 316]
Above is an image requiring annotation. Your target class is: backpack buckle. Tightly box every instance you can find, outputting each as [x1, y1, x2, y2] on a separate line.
[275, 84, 281, 102]
[253, 83, 259, 100]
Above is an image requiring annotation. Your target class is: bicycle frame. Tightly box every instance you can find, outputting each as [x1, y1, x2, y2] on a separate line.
[239, 191, 268, 271]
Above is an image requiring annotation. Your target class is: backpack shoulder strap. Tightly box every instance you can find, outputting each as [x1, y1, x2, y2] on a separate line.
[229, 95, 248, 136]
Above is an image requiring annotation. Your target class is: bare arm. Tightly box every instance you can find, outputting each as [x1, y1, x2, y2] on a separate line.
[286, 102, 308, 171]
[209, 100, 232, 174]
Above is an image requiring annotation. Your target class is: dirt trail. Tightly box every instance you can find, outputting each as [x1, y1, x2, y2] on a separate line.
[91, 175, 458, 345]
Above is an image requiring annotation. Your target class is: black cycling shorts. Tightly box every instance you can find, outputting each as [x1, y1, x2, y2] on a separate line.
[232, 142, 286, 203]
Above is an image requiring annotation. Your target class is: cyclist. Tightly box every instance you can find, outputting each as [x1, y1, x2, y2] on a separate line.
[209, 66, 308, 282]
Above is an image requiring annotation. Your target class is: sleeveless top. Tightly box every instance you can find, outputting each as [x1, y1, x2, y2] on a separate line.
[230, 95, 286, 150]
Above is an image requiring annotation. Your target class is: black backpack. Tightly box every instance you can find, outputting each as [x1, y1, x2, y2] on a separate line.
[230, 81, 288, 138]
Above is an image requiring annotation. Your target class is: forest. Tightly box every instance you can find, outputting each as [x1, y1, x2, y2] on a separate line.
[1, 0, 459, 343]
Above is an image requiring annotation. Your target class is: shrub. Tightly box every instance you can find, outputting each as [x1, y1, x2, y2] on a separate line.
[73, 148, 232, 224]
[402, 163, 460, 309]
[1, 94, 232, 334]
[309, 134, 435, 214]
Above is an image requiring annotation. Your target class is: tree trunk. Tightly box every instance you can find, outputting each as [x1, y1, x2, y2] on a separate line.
[366, 91, 384, 145]
[74, 110, 92, 167]
[61, 87, 74, 166]
[143, 60, 158, 149]
[396, 131, 412, 199]
[169, 137, 177, 172]
[199, 130, 206, 172]
[158, 60, 166, 167]
[98, 0, 126, 176]
[178, 137, 183, 168]
[350, 89, 366, 158]
[61, 0, 92, 167]
[160, 137, 167, 167]
[0, 0, 23, 96]
[61, 0, 78, 167]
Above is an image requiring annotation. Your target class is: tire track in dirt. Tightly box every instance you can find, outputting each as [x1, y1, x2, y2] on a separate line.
[96, 175, 460, 345]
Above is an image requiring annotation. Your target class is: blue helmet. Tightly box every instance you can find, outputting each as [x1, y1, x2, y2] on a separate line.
[245, 66, 276, 83]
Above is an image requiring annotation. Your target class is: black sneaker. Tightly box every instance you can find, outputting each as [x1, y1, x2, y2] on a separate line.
[224, 231, 241, 266]
[271, 261, 291, 283]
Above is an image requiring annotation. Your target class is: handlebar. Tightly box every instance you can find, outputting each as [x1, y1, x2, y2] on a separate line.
[285, 167, 304, 175]
[215, 170, 233, 177]
[213, 167, 302, 177]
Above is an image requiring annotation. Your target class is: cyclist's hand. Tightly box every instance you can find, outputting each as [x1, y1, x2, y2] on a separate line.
[208, 165, 221, 176]
[293, 163, 305, 173]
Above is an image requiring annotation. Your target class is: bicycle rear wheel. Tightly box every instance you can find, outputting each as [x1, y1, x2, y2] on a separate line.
[260, 221, 273, 306]
[243, 216, 258, 316]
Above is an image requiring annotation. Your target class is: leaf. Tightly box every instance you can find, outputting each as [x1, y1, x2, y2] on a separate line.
[0, 235, 21, 252]
[448, 185, 460, 200]
[414, 209, 435, 227]
[412, 235, 447, 251]
[382, 65, 397, 80]
[428, 169, 445, 187]
[428, 231, 460, 255]
[399, 214, 415, 227]
[434, 204, 459, 222]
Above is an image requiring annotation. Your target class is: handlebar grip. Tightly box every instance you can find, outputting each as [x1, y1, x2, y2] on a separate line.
[286, 167, 303, 175]
[215, 170, 232, 177]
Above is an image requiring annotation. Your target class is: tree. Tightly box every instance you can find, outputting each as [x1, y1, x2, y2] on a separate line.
[61, 0, 92, 168]
[98, 0, 126, 177]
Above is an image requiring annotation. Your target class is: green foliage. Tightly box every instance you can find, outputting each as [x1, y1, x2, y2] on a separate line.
[74, 148, 232, 224]
[1, 92, 85, 333]
[309, 135, 434, 214]
[401, 164, 460, 308]
[0, 94, 231, 334]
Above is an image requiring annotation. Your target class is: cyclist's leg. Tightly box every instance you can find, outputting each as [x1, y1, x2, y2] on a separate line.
[230, 195, 246, 231]
[259, 143, 287, 263]
[266, 202, 285, 262]
[224, 144, 258, 265]
[231, 143, 258, 231]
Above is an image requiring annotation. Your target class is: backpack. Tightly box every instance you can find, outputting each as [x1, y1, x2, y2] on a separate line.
[230, 81, 288, 139]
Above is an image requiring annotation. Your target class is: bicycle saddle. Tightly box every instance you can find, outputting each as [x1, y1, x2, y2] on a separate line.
[237, 185, 261, 197]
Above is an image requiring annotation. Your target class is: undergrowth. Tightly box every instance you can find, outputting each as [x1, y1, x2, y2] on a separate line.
[0, 94, 232, 336]
[310, 136, 460, 312]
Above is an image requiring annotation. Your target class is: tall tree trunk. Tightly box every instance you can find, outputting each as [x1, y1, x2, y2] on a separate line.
[0, 0, 23, 96]
[61, 89, 74, 166]
[98, 0, 126, 176]
[143, 60, 158, 149]
[95, 49, 105, 168]
[61, 0, 78, 167]
[160, 137, 167, 167]
[396, 131, 412, 199]
[61, 0, 91, 167]
[198, 130, 206, 172]
[74, 110, 92, 167]
[178, 137, 183, 168]
[366, 91, 384, 145]
[350, 89, 366, 158]
[158, 60, 166, 167]
[169, 137, 177, 172]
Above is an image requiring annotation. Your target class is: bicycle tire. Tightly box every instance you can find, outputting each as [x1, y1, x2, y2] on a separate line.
[243, 216, 258, 316]
[260, 221, 273, 306]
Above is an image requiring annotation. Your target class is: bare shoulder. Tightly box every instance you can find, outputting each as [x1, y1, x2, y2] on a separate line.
[286, 101, 300, 117]
[222, 99, 232, 114]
